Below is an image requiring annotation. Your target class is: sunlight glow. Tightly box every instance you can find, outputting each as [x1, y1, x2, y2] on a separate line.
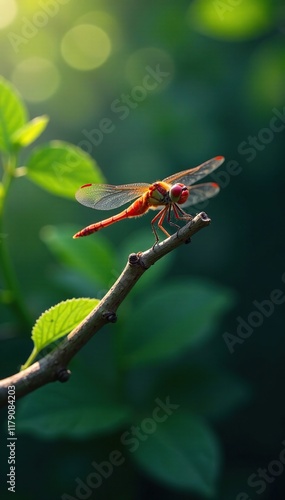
[0, 0, 17, 29]
[188, 0, 272, 40]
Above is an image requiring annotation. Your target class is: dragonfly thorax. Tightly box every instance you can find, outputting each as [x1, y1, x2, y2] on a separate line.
[169, 183, 189, 204]
[150, 182, 170, 205]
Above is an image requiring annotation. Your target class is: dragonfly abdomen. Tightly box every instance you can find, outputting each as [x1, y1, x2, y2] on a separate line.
[73, 196, 150, 238]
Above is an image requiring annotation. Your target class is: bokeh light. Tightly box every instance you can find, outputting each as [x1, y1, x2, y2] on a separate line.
[188, 0, 273, 40]
[11, 57, 60, 102]
[0, 0, 17, 29]
[61, 24, 111, 71]
[77, 11, 122, 51]
[247, 39, 285, 111]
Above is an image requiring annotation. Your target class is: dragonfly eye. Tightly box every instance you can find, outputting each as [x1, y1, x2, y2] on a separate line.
[170, 183, 185, 202]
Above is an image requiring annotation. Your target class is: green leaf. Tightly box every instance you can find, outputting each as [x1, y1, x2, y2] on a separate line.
[41, 224, 116, 288]
[12, 115, 49, 147]
[132, 410, 220, 496]
[32, 297, 99, 353]
[0, 76, 27, 152]
[17, 355, 132, 438]
[26, 140, 105, 199]
[119, 280, 236, 368]
[188, 0, 273, 41]
[22, 297, 99, 369]
[22, 298, 99, 369]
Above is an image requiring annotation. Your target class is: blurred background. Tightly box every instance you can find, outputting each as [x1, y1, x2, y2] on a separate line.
[0, 0, 285, 499]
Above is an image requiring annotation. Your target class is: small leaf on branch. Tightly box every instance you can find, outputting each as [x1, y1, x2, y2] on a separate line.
[12, 115, 49, 148]
[21, 298, 99, 370]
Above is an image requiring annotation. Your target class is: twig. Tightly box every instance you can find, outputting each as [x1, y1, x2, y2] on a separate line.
[0, 212, 211, 408]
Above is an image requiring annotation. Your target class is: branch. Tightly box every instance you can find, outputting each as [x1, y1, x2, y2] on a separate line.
[0, 212, 211, 408]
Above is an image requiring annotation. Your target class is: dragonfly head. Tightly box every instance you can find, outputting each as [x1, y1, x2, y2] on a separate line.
[170, 183, 189, 204]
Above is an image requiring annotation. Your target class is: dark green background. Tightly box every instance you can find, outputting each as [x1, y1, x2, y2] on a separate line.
[0, 1, 285, 499]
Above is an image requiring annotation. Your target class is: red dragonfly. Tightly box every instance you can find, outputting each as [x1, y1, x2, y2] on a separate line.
[73, 156, 224, 241]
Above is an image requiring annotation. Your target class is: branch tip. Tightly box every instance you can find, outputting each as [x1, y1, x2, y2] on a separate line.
[200, 211, 211, 223]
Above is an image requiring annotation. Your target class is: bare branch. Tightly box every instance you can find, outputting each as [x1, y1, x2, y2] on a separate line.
[0, 212, 211, 408]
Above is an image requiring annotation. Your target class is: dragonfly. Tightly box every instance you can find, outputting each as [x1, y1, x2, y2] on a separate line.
[73, 156, 224, 241]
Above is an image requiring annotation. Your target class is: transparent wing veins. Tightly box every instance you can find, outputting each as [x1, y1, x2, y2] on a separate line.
[75, 183, 150, 210]
[163, 156, 224, 186]
[180, 183, 220, 208]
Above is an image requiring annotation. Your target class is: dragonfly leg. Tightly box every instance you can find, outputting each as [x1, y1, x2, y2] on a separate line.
[172, 203, 193, 221]
[151, 209, 162, 243]
[166, 204, 180, 231]
[166, 204, 192, 233]
[156, 203, 193, 241]
[151, 203, 192, 244]
[172, 204, 193, 244]
[157, 207, 171, 238]
[151, 206, 170, 243]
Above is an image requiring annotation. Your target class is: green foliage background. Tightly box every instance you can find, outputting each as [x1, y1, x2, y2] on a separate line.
[0, 1, 285, 499]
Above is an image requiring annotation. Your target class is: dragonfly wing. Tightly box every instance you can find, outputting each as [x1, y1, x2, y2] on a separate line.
[75, 183, 150, 210]
[163, 156, 224, 186]
[180, 182, 220, 208]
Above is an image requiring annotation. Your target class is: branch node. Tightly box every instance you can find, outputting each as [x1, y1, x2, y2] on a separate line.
[57, 368, 71, 383]
[102, 311, 117, 323]
[129, 251, 150, 270]
[128, 252, 141, 266]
